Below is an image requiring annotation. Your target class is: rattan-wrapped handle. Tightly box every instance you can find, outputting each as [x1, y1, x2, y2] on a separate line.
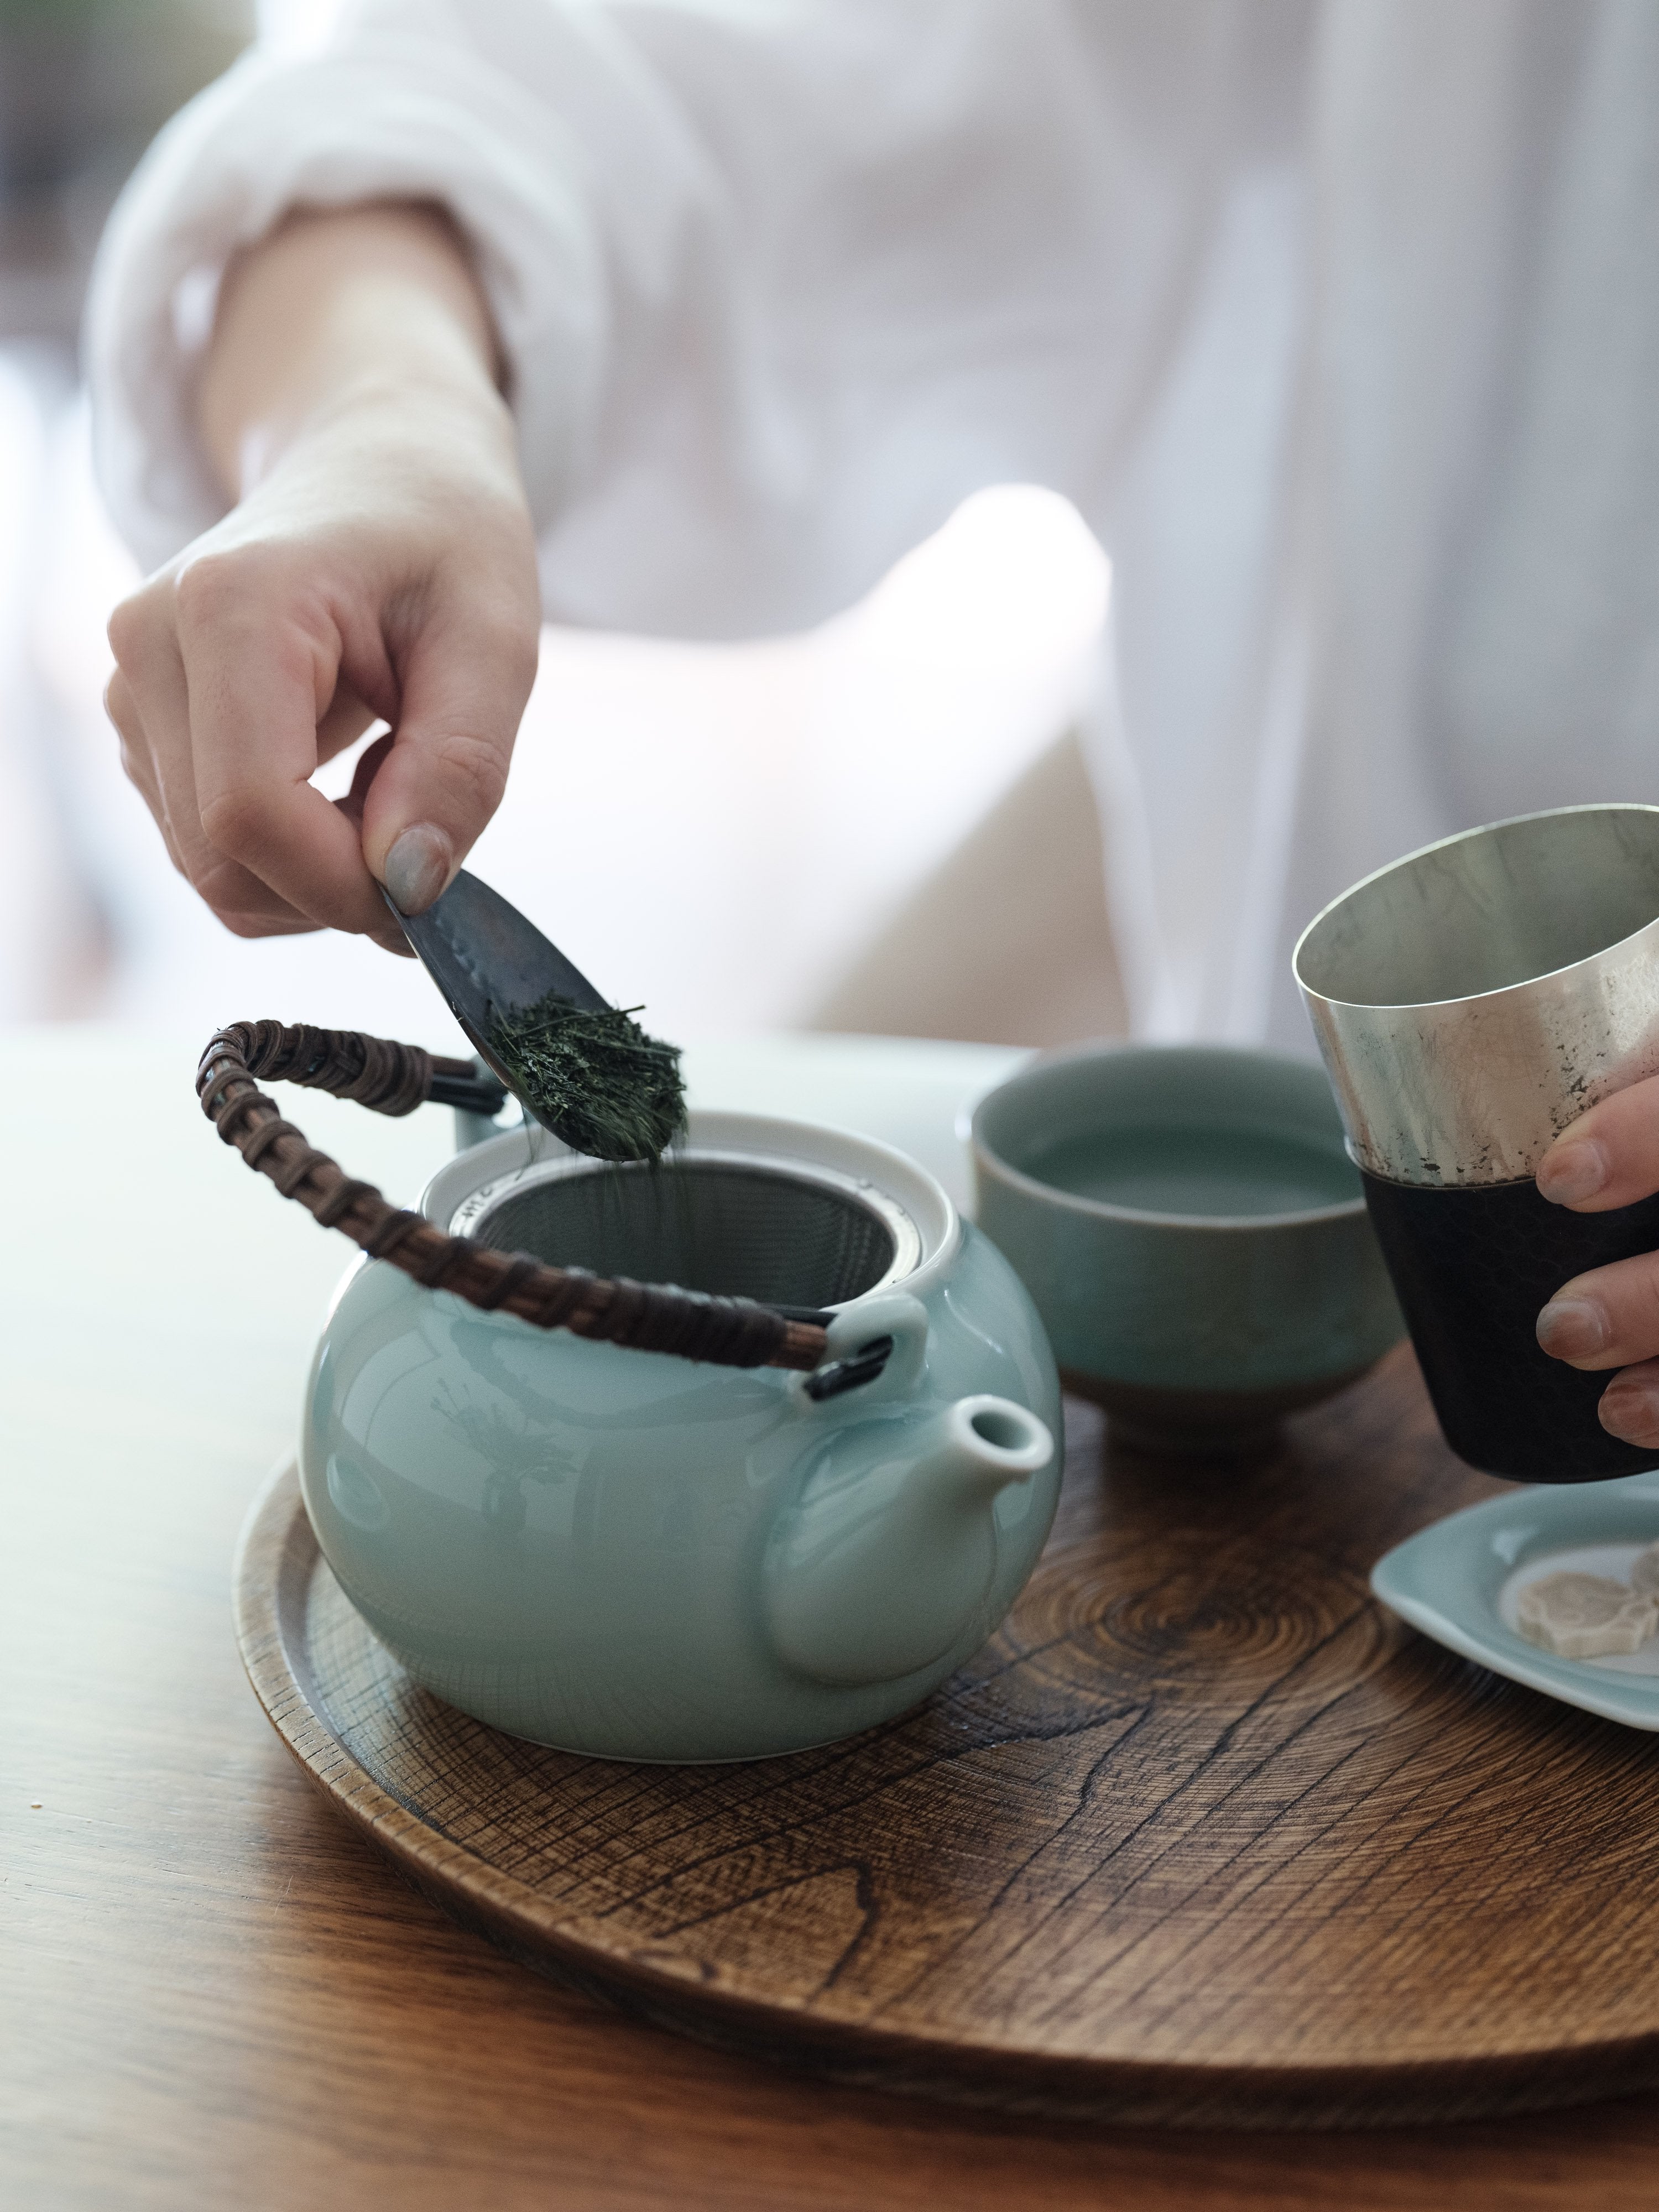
[197, 1021, 831, 1373]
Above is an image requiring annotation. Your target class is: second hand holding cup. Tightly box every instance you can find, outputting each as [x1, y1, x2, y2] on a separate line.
[1295, 804, 1659, 1483]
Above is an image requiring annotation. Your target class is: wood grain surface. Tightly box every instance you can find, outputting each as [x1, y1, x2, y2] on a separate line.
[238, 1360, 1659, 2131]
[13, 1028, 1659, 2209]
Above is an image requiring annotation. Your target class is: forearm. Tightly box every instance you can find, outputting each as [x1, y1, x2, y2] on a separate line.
[200, 201, 508, 500]
[96, 0, 1103, 630]
[107, 196, 542, 947]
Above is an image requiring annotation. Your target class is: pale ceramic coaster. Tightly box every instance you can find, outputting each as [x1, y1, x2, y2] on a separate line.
[1373, 1469, 1659, 1728]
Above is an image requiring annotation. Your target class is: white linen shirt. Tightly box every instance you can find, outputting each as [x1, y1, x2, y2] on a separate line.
[85, 0, 1659, 1049]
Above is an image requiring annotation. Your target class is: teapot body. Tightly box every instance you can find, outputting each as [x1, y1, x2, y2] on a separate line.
[300, 1113, 1062, 1761]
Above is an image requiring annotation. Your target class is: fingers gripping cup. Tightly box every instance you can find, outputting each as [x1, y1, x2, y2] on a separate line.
[1295, 805, 1659, 1483]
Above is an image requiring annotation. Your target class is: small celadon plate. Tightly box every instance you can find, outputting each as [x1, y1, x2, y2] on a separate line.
[1372, 1470, 1659, 1731]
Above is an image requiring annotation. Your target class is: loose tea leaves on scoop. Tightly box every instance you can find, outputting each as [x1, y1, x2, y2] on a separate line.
[486, 992, 687, 1164]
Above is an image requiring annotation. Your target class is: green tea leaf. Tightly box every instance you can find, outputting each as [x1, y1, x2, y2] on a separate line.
[486, 993, 686, 1165]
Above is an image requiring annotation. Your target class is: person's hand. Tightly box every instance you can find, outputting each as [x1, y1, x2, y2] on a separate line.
[105, 204, 540, 952]
[1533, 1075, 1659, 1446]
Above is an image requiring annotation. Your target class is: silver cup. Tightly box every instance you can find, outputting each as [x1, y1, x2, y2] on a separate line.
[1293, 804, 1659, 1480]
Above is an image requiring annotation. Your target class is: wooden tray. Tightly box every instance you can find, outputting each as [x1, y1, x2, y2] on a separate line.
[233, 1349, 1659, 2130]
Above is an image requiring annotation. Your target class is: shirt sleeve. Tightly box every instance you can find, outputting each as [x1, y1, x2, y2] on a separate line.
[86, 0, 1197, 636]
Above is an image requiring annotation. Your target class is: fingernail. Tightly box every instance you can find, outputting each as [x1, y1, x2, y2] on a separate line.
[1536, 1298, 1609, 1359]
[1601, 1384, 1659, 1447]
[1537, 1141, 1608, 1206]
[382, 824, 452, 915]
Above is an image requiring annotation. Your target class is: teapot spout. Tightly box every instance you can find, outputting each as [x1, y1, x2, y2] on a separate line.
[761, 1395, 1054, 1689]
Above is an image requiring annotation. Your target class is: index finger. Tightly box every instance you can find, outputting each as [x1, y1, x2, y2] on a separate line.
[1536, 1073, 1659, 1214]
[179, 561, 389, 938]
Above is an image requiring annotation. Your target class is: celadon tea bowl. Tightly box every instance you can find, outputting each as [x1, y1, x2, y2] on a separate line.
[971, 1043, 1406, 1453]
[300, 1110, 1062, 1762]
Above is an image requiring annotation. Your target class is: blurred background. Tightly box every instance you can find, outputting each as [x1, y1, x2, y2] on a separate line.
[0, 0, 1124, 1055]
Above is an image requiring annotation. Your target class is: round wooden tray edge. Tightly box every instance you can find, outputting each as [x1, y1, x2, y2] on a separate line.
[233, 1461, 619, 1951]
[229, 1461, 1659, 2131]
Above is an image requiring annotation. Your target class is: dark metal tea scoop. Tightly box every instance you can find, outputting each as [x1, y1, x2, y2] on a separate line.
[384, 867, 688, 1172]
[384, 867, 609, 1120]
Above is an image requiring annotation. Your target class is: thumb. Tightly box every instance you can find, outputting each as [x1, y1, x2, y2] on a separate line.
[359, 603, 538, 912]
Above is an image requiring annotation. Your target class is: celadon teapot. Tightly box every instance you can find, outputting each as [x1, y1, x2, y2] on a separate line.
[300, 1108, 1062, 1761]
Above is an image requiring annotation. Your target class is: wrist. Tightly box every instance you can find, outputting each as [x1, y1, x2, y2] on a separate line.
[201, 202, 505, 500]
[236, 356, 519, 505]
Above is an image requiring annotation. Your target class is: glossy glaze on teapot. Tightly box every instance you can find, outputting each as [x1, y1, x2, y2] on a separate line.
[300, 1110, 1062, 1761]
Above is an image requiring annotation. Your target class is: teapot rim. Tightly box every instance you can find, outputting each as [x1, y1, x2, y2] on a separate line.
[418, 1107, 963, 1310]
